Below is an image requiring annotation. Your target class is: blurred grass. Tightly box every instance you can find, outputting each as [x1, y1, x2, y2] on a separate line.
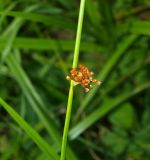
[0, 98, 59, 160]
[0, 37, 103, 52]
[0, 0, 150, 160]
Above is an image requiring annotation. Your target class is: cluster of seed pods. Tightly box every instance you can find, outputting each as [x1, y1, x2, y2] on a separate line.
[66, 64, 101, 92]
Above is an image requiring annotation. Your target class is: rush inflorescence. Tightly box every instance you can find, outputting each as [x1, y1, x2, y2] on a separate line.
[66, 64, 102, 92]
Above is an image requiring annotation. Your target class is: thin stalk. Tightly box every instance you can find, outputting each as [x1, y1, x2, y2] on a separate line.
[60, 0, 86, 160]
[72, 0, 85, 68]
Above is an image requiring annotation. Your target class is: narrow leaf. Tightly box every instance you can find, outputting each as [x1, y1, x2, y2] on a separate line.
[0, 11, 76, 30]
[69, 83, 150, 139]
[75, 35, 137, 121]
[0, 98, 59, 160]
[0, 37, 103, 53]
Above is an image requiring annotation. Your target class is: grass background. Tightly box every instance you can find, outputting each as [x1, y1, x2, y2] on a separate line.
[0, 0, 150, 160]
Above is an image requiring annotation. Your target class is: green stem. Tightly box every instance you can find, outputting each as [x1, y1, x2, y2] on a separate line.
[72, 0, 86, 68]
[60, 0, 86, 160]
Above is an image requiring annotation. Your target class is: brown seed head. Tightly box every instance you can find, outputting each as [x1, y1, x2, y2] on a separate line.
[66, 64, 101, 92]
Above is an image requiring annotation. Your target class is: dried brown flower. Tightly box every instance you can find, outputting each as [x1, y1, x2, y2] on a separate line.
[66, 64, 102, 92]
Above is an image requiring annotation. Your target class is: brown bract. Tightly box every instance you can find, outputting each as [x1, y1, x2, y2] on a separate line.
[66, 64, 102, 92]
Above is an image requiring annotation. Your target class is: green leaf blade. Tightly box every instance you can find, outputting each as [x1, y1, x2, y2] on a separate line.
[0, 98, 59, 160]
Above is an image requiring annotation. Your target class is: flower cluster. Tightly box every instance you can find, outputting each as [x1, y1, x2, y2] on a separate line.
[66, 64, 101, 92]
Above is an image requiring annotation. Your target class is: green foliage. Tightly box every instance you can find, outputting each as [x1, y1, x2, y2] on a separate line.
[109, 103, 137, 129]
[0, 98, 59, 160]
[0, 0, 150, 160]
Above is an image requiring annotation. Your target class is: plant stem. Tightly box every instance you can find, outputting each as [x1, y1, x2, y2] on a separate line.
[60, 0, 86, 160]
[72, 0, 86, 68]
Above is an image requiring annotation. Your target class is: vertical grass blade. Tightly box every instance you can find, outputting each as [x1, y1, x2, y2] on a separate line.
[60, 0, 86, 160]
